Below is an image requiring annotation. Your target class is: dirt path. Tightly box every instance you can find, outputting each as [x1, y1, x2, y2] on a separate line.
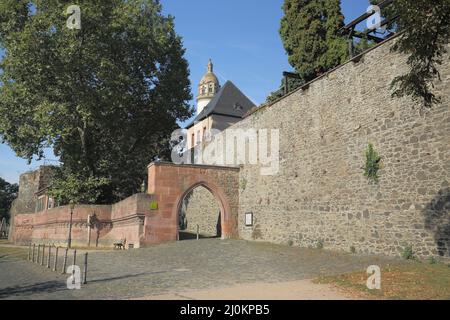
[137, 279, 356, 300]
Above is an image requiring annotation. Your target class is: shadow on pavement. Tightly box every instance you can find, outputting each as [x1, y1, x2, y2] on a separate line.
[0, 281, 66, 299]
[88, 271, 168, 284]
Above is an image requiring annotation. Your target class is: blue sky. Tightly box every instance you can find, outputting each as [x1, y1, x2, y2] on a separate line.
[0, 0, 372, 183]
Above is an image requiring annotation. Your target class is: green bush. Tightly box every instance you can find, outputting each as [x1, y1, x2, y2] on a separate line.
[363, 143, 382, 183]
[401, 245, 415, 260]
[316, 240, 324, 250]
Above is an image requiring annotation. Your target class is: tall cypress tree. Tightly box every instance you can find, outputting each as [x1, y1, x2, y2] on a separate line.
[280, 0, 348, 82]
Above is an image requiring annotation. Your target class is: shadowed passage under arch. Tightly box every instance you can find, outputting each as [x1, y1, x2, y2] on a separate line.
[178, 184, 222, 240]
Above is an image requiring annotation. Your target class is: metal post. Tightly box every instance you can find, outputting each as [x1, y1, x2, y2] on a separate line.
[348, 27, 355, 59]
[61, 248, 68, 274]
[284, 75, 289, 95]
[196, 225, 199, 240]
[41, 244, 45, 266]
[73, 249, 77, 266]
[87, 224, 91, 247]
[72, 249, 77, 285]
[32, 244, 36, 263]
[28, 243, 32, 261]
[68, 208, 74, 249]
[53, 247, 59, 272]
[83, 252, 88, 285]
[37, 244, 41, 264]
[47, 245, 51, 268]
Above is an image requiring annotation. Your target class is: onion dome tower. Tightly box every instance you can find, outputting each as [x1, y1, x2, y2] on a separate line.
[197, 59, 220, 114]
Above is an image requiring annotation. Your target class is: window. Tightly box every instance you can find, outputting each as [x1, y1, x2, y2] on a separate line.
[47, 197, 54, 210]
[233, 102, 243, 112]
[191, 133, 195, 148]
[203, 127, 207, 140]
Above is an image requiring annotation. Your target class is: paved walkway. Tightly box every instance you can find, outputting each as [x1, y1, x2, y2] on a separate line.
[139, 279, 356, 300]
[0, 239, 403, 300]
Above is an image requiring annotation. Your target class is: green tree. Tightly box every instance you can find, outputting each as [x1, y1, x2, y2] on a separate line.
[371, 0, 450, 108]
[0, 1, 192, 204]
[0, 177, 18, 223]
[279, 0, 348, 82]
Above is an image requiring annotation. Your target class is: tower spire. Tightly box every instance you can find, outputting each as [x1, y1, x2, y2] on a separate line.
[207, 59, 213, 73]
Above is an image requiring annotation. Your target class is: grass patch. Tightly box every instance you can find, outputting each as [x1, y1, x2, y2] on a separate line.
[69, 246, 113, 251]
[315, 261, 450, 300]
[0, 246, 28, 261]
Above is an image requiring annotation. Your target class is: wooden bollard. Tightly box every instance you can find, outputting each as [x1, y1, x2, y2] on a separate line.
[37, 244, 41, 264]
[41, 244, 45, 266]
[196, 225, 200, 240]
[61, 248, 68, 274]
[28, 243, 32, 261]
[83, 252, 88, 285]
[53, 247, 59, 272]
[47, 245, 51, 268]
[32, 244, 36, 263]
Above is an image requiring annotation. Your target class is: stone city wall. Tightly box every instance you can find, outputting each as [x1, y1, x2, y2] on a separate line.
[203, 38, 450, 258]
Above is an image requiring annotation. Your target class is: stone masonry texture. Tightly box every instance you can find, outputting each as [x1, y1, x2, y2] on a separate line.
[181, 186, 222, 237]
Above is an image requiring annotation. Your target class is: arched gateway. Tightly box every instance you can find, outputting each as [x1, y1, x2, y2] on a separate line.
[142, 162, 240, 246]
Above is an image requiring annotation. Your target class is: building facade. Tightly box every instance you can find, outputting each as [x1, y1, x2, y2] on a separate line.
[186, 60, 255, 150]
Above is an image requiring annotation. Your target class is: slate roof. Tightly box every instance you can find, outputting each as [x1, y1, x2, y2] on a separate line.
[186, 81, 256, 128]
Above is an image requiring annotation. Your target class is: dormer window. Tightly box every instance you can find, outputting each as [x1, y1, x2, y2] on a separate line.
[233, 102, 243, 112]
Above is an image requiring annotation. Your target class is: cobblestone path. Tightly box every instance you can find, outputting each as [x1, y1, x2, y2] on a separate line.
[0, 239, 403, 300]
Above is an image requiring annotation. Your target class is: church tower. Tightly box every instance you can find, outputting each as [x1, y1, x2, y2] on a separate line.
[197, 59, 220, 114]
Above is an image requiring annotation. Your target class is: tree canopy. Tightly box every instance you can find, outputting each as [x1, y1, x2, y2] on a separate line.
[0, 177, 18, 223]
[0, 0, 193, 204]
[371, 0, 450, 108]
[267, 0, 348, 102]
[280, 0, 348, 82]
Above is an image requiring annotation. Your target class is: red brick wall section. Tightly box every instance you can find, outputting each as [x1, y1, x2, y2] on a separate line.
[11, 163, 239, 248]
[11, 194, 153, 248]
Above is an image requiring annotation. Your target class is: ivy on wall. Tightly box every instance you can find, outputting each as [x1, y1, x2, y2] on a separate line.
[364, 143, 382, 183]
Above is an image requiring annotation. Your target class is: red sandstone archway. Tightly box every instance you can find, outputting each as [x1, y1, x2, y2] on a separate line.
[142, 162, 239, 246]
[175, 181, 229, 240]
